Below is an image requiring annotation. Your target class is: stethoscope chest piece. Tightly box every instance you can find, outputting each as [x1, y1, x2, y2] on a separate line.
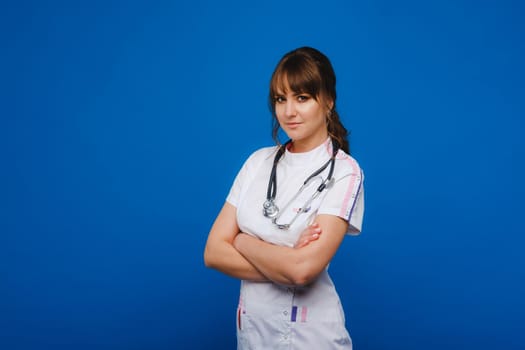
[263, 200, 279, 218]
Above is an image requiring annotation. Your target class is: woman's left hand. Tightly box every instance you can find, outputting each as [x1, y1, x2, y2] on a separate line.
[294, 222, 322, 248]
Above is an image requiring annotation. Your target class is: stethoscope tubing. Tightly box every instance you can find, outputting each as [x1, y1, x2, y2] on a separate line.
[263, 139, 339, 229]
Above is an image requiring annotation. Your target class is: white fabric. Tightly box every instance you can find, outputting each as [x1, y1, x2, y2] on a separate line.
[226, 138, 364, 349]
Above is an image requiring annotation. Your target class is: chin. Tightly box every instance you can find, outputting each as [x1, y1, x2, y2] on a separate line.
[283, 130, 304, 140]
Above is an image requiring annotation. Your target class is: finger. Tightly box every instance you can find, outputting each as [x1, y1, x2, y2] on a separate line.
[301, 233, 319, 247]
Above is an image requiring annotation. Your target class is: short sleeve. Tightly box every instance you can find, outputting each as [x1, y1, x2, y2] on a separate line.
[226, 147, 274, 208]
[318, 169, 365, 235]
[226, 158, 250, 208]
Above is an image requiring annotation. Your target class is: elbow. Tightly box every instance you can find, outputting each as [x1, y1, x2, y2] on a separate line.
[291, 274, 316, 287]
[290, 276, 311, 287]
[287, 262, 320, 287]
[203, 246, 215, 269]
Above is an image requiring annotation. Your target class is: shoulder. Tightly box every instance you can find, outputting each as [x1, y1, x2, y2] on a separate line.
[244, 145, 279, 165]
[334, 149, 363, 177]
[235, 145, 279, 177]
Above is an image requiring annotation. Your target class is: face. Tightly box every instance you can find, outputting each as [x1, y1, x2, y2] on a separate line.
[274, 85, 332, 152]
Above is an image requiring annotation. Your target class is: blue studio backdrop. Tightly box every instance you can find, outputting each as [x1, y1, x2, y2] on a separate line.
[2, 1, 524, 349]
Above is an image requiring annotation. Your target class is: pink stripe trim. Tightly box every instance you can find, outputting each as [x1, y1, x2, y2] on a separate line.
[301, 306, 308, 322]
[339, 157, 361, 218]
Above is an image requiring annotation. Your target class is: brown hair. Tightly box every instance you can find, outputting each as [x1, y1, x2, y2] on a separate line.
[269, 47, 350, 154]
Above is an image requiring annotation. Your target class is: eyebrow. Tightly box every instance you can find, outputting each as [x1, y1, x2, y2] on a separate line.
[274, 90, 308, 96]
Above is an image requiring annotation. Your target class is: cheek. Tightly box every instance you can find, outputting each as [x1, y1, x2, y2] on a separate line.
[299, 100, 322, 115]
[274, 105, 285, 119]
[300, 104, 324, 121]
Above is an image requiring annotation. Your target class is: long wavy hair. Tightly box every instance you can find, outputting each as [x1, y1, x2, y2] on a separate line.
[268, 47, 350, 154]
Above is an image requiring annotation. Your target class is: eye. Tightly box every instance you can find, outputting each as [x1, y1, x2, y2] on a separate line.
[297, 95, 310, 102]
[274, 95, 286, 104]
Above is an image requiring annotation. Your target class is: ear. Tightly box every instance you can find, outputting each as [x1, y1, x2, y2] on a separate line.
[326, 99, 334, 112]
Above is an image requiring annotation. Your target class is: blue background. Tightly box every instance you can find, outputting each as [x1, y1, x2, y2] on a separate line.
[2, 1, 524, 349]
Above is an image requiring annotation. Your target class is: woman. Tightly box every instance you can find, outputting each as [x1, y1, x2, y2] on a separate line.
[204, 47, 364, 349]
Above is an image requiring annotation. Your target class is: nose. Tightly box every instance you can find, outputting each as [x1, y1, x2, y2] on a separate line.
[284, 100, 296, 118]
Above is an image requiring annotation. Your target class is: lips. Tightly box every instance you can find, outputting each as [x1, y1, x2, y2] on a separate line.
[286, 122, 301, 129]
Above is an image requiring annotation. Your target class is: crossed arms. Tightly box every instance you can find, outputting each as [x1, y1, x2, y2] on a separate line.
[203, 202, 348, 286]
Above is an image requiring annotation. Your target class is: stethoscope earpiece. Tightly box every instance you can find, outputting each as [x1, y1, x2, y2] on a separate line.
[325, 178, 335, 190]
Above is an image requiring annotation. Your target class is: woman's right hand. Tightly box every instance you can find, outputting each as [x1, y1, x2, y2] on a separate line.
[294, 222, 322, 248]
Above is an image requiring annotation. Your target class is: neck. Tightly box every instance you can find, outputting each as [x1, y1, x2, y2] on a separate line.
[289, 134, 329, 153]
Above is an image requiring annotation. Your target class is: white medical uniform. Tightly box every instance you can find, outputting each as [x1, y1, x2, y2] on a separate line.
[227, 138, 364, 350]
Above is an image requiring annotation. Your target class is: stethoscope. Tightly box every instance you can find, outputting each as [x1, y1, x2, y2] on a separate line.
[262, 140, 339, 230]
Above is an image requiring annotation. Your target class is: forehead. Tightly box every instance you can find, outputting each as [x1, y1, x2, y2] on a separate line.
[273, 76, 292, 94]
[273, 73, 309, 95]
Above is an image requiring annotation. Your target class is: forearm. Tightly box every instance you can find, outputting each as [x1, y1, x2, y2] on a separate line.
[204, 202, 268, 281]
[204, 238, 268, 281]
[234, 233, 315, 286]
[233, 215, 347, 286]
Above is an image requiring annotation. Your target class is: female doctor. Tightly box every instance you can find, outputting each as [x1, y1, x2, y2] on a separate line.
[204, 46, 364, 349]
